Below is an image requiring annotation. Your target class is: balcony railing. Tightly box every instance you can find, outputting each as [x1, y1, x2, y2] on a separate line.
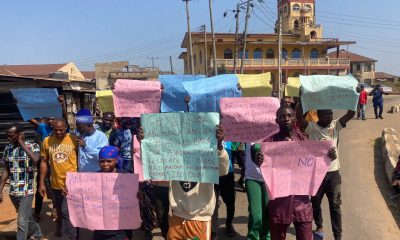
[211, 58, 350, 68]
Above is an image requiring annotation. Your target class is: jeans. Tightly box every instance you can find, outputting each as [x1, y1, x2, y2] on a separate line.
[212, 172, 236, 233]
[373, 101, 383, 118]
[10, 194, 43, 240]
[245, 179, 271, 240]
[311, 171, 342, 240]
[53, 189, 78, 240]
[357, 104, 366, 119]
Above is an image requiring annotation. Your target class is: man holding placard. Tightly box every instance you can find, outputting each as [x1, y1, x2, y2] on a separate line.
[297, 76, 360, 240]
[255, 106, 336, 240]
[138, 122, 229, 240]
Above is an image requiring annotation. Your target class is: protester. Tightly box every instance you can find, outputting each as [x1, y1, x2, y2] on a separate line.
[62, 145, 133, 240]
[297, 100, 356, 240]
[370, 84, 385, 119]
[211, 141, 237, 239]
[280, 96, 294, 108]
[255, 106, 337, 240]
[75, 108, 108, 172]
[39, 119, 78, 240]
[94, 112, 116, 138]
[111, 117, 134, 172]
[357, 85, 368, 120]
[244, 141, 271, 240]
[0, 124, 44, 240]
[138, 125, 229, 240]
[29, 95, 68, 222]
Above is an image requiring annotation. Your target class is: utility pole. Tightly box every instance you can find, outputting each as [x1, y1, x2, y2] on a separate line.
[169, 56, 174, 74]
[278, 15, 283, 100]
[184, 0, 195, 75]
[240, 0, 252, 74]
[209, 0, 218, 76]
[233, 3, 240, 74]
[147, 56, 158, 71]
[202, 25, 208, 76]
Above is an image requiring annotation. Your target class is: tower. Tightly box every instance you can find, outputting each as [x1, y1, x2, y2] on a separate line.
[276, 0, 323, 39]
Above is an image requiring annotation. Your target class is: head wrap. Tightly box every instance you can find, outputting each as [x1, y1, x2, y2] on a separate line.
[76, 108, 94, 124]
[99, 146, 119, 160]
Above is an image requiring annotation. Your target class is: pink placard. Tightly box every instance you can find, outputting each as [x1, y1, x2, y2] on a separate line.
[220, 97, 280, 142]
[66, 173, 141, 230]
[113, 79, 161, 117]
[260, 140, 333, 200]
[133, 135, 144, 182]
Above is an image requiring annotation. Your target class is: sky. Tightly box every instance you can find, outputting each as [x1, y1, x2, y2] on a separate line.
[1, 0, 400, 75]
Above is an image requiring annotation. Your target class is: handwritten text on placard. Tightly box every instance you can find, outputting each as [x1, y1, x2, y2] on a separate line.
[66, 172, 141, 230]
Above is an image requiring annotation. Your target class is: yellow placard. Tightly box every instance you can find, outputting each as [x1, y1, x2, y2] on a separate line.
[285, 77, 300, 97]
[96, 90, 114, 113]
[236, 73, 272, 97]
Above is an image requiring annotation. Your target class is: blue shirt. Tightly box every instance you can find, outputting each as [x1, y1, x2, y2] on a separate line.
[78, 130, 109, 172]
[224, 142, 234, 173]
[36, 123, 52, 142]
[112, 129, 133, 172]
[372, 90, 384, 103]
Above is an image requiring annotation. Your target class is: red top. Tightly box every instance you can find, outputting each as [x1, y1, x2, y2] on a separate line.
[359, 90, 368, 105]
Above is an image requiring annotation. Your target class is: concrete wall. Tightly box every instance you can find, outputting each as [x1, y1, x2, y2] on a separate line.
[95, 61, 129, 90]
[381, 128, 400, 184]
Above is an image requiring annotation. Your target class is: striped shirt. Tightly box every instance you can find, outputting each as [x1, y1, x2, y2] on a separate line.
[2, 142, 39, 197]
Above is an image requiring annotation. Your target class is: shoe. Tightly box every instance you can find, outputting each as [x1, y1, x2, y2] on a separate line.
[362, 118, 366, 120]
[226, 225, 237, 238]
[313, 231, 324, 240]
[375, 116, 378, 119]
[357, 117, 360, 120]
[379, 116, 384, 119]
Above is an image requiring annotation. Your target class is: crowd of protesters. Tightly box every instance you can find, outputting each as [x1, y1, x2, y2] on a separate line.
[1, 82, 396, 240]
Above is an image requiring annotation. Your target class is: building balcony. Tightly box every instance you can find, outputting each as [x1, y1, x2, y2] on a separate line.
[211, 58, 350, 70]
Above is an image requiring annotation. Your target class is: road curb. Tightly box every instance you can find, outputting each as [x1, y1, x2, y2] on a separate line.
[382, 128, 400, 183]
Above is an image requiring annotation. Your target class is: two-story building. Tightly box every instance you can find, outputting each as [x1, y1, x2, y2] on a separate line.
[179, 0, 356, 90]
[327, 50, 377, 85]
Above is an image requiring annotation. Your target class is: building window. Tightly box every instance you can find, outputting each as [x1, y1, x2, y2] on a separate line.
[199, 51, 203, 64]
[365, 64, 372, 72]
[284, 5, 288, 13]
[253, 48, 263, 59]
[282, 48, 288, 59]
[266, 48, 275, 59]
[294, 20, 299, 28]
[292, 48, 302, 59]
[193, 54, 197, 66]
[310, 31, 317, 39]
[293, 4, 300, 12]
[224, 48, 233, 59]
[356, 64, 361, 71]
[310, 48, 320, 58]
[239, 49, 249, 59]
[304, 4, 312, 12]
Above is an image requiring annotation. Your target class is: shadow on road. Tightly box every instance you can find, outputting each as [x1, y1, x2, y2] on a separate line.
[373, 137, 400, 229]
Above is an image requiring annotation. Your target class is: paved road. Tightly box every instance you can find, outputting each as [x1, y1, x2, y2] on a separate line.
[1, 96, 400, 240]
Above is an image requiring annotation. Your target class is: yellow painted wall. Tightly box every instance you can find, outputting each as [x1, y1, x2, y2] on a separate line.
[58, 62, 85, 81]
